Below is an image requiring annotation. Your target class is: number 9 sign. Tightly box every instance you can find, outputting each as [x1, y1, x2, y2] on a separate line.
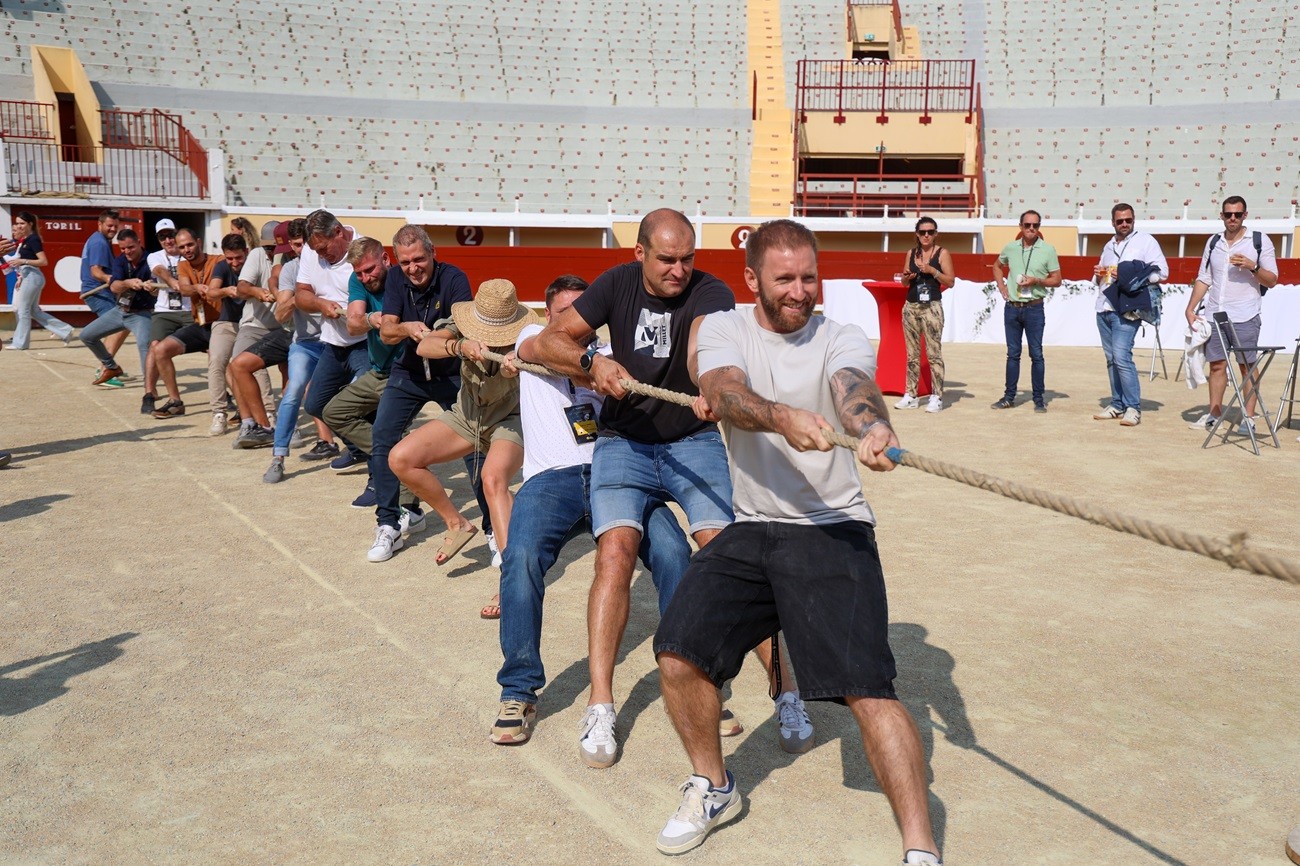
[456, 226, 484, 246]
[731, 226, 755, 249]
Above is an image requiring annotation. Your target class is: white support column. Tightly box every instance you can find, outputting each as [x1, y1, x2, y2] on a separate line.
[207, 147, 225, 208]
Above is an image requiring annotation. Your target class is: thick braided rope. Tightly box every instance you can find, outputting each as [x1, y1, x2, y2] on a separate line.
[478, 349, 1299, 586]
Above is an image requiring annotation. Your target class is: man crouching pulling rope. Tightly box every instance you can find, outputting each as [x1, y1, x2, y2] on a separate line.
[651, 219, 942, 864]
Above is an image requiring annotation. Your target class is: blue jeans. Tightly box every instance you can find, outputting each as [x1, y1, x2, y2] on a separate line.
[303, 342, 369, 459]
[590, 430, 734, 538]
[81, 307, 152, 375]
[273, 339, 325, 456]
[10, 270, 73, 349]
[497, 464, 691, 704]
[370, 373, 490, 534]
[1002, 303, 1046, 404]
[1096, 311, 1141, 411]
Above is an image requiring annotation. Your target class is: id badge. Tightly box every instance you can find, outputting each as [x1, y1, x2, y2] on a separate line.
[168, 291, 182, 311]
[564, 403, 598, 444]
[918, 288, 932, 303]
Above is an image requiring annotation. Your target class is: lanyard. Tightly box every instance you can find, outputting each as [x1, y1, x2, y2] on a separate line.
[1019, 240, 1036, 274]
[1108, 237, 1129, 263]
[407, 263, 441, 378]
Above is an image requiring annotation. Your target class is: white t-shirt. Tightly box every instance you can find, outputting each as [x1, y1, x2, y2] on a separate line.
[516, 323, 606, 481]
[147, 249, 188, 313]
[237, 246, 281, 329]
[696, 308, 876, 526]
[1094, 230, 1169, 313]
[1196, 230, 1278, 323]
[296, 227, 365, 347]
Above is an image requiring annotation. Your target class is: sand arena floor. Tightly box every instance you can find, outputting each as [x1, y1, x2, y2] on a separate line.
[1, 335, 1297, 865]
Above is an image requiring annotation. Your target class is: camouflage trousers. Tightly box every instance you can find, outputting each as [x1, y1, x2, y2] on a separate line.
[902, 300, 945, 397]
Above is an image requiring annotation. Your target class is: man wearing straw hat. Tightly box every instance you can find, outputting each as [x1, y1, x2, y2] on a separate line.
[384, 278, 535, 574]
[651, 219, 939, 864]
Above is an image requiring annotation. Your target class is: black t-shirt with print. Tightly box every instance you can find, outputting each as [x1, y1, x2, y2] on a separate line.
[571, 261, 735, 444]
[212, 260, 244, 323]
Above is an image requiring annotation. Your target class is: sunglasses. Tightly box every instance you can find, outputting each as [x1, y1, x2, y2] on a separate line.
[1221, 211, 1245, 219]
[916, 229, 936, 236]
[1021, 222, 1040, 229]
[1114, 218, 1134, 224]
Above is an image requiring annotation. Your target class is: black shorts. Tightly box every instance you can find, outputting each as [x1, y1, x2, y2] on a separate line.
[168, 322, 211, 354]
[243, 328, 291, 367]
[653, 520, 897, 703]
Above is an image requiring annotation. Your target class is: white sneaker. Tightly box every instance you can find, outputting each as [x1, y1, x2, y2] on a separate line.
[1120, 407, 1141, 427]
[925, 395, 943, 413]
[398, 507, 426, 537]
[775, 691, 815, 754]
[894, 394, 919, 409]
[487, 531, 502, 568]
[656, 772, 742, 855]
[1093, 405, 1123, 420]
[208, 412, 228, 436]
[903, 850, 943, 865]
[1187, 412, 1219, 430]
[267, 410, 276, 429]
[578, 703, 618, 768]
[367, 525, 404, 562]
[1237, 416, 1257, 436]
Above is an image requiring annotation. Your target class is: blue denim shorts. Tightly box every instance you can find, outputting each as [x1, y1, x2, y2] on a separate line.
[589, 430, 734, 538]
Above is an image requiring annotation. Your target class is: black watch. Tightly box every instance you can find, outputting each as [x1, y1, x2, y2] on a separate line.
[578, 345, 599, 372]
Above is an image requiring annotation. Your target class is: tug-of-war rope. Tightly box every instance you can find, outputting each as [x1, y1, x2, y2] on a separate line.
[481, 347, 1300, 586]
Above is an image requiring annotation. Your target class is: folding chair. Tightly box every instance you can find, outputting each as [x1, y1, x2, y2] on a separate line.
[1203, 312, 1282, 454]
[1276, 338, 1300, 433]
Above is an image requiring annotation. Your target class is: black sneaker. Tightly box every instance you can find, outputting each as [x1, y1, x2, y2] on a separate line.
[331, 451, 367, 473]
[140, 394, 156, 415]
[152, 399, 186, 418]
[990, 397, 1015, 410]
[300, 440, 340, 461]
[1034, 402, 1047, 414]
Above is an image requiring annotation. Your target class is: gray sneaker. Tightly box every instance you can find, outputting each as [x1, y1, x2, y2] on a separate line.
[289, 429, 306, 449]
[656, 772, 742, 855]
[775, 692, 815, 754]
[263, 458, 285, 484]
[578, 703, 618, 768]
[237, 425, 275, 449]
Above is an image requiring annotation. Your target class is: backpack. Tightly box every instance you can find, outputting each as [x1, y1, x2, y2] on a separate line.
[1204, 231, 1268, 295]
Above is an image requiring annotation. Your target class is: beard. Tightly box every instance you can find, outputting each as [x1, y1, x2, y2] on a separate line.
[758, 289, 814, 333]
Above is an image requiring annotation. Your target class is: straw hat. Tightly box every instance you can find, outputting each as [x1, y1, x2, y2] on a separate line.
[451, 279, 538, 347]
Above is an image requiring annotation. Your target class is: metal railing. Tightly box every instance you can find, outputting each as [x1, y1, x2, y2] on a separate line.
[4, 141, 208, 199]
[0, 100, 55, 142]
[847, 0, 903, 42]
[101, 108, 209, 197]
[796, 58, 977, 124]
[794, 172, 979, 217]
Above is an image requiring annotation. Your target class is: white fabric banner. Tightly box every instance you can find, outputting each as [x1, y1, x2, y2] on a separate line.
[823, 279, 1300, 355]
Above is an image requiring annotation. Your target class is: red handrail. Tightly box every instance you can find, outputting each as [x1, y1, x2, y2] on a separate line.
[796, 59, 977, 124]
[100, 108, 208, 197]
[795, 171, 979, 217]
[0, 100, 56, 142]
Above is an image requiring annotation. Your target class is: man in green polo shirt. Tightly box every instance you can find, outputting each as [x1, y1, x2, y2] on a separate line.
[990, 210, 1061, 412]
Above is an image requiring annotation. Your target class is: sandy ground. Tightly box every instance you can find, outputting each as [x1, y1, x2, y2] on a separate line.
[1, 334, 1297, 865]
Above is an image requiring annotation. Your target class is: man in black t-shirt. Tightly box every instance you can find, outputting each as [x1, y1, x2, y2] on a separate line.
[80, 228, 155, 387]
[203, 234, 249, 435]
[535, 209, 809, 769]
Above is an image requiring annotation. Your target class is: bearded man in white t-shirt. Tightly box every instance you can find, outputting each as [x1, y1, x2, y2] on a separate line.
[651, 219, 941, 865]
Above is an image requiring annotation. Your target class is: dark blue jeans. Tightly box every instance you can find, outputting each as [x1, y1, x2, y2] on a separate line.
[1003, 303, 1046, 404]
[304, 342, 370, 458]
[497, 464, 691, 704]
[370, 373, 490, 534]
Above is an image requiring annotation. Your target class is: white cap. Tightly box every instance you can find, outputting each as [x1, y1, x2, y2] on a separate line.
[155, 218, 177, 233]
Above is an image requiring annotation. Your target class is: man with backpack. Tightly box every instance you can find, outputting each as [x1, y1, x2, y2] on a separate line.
[1090, 204, 1168, 427]
[1184, 196, 1278, 434]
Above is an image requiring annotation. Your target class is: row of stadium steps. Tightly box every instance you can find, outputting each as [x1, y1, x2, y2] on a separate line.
[747, 0, 797, 215]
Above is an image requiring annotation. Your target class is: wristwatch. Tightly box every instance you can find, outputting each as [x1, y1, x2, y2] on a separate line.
[578, 344, 599, 372]
[1250, 265, 1260, 275]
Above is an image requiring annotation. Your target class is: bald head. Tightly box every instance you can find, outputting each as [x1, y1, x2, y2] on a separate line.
[634, 209, 697, 299]
[636, 208, 694, 248]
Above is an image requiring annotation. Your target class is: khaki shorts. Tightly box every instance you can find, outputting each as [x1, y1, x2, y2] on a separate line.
[440, 406, 523, 452]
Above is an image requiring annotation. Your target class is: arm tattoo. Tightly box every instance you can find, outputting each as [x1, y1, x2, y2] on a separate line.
[831, 368, 890, 436]
[701, 366, 783, 433]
